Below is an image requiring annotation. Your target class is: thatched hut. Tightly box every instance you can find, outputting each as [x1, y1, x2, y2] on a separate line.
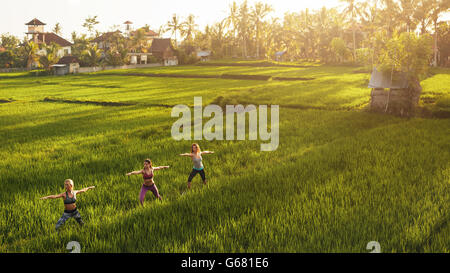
[368, 68, 422, 116]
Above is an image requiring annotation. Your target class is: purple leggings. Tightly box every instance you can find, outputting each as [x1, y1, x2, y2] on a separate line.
[139, 184, 161, 205]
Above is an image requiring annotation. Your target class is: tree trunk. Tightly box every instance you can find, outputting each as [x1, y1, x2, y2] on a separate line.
[434, 19, 438, 67]
[352, 24, 356, 62]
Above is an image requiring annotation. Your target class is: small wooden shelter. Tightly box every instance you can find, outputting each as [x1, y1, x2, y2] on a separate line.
[197, 50, 211, 62]
[150, 38, 178, 66]
[368, 68, 421, 116]
[52, 56, 80, 75]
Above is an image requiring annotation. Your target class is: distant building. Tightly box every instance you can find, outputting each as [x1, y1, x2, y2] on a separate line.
[197, 50, 211, 62]
[150, 38, 178, 66]
[129, 28, 159, 47]
[124, 21, 133, 32]
[52, 56, 80, 75]
[127, 25, 160, 65]
[25, 18, 72, 58]
[90, 31, 123, 51]
[274, 51, 286, 61]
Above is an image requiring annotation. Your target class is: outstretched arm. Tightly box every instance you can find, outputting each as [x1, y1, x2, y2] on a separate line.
[201, 151, 214, 154]
[76, 186, 95, 195]
[153, 166, 170, 171]
[40, 193, 64, 200]
[126, 170, 143, 176]
[179, 153, 193, 157]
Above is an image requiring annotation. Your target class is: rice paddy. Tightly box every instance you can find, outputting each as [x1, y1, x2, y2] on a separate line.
[0, 63, 449, 252]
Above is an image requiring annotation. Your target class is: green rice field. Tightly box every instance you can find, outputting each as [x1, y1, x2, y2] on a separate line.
[0, 63, 449, 252]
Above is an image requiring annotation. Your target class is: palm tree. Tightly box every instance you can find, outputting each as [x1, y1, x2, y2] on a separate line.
[22, 40, 40, 69]
[379, 0, 401, 37]
[166, 14, 182, 46]
[299, 8, 316, 60]
[210, 20, 227, 57]
[429, 0, 449, 66]
[251, 2, 273, 59]
[181, 14, 198, 43]
[340, 0, 364, 61]
[71, 32, 90, 58]
[53, 23, 62, 35]
[156, 25, 165, 38]
[264, 17, 282, 60]
[238, 0, 250, 58]
[82, 44, 102, 66]
[83, 16, 100, 38]
[132, 28, 147, 53]
[398, 0, 419, 32]
[414, 0, 433, 34]
[39, 43, 61, 71]
[225, 1, 240, 56]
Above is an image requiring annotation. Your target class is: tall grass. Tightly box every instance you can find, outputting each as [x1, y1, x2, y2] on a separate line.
[0, 64, 449, 252]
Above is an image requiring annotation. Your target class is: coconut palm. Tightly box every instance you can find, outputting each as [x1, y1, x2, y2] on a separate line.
[39, 43, 61, 71]
[181, 14, 198, 43]
[429, 0, 450, 66]
[238, 0, 250, 58]
[82, 44, 102, 67]
[398, 0, 419, 32]
[166, 14, 182, 46]
[22, 40, 40, 69]
[379, 0, 401, 37]
[210, 20, 227, 57]
[225, 1, 240, 56]
[251, 2, 273, 59]
[414, 0, 433, 34]
[340, 0, 365, 61]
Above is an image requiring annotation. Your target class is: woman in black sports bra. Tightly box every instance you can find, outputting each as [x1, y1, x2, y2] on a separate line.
[40, 179, 95, 231]
[126, 158, 169, 205]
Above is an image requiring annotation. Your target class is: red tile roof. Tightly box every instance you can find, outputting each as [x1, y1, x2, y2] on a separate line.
[26, 18, 46, 25]
[91, 31, 123, 43]
[36, 33, 72, 47]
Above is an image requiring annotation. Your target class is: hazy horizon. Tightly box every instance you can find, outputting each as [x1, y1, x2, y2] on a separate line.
[1, 0, 449, 42]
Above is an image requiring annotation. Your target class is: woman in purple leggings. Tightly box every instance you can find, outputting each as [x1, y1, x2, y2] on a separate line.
[126, 159, 169, 205]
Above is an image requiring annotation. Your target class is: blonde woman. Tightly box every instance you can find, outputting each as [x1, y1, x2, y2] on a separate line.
[180, 143, 214, 189]
[40, 179, 95, 230]
[126, 158, 169, 205]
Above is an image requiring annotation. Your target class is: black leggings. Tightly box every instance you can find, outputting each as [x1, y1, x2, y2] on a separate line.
[188, 169, 206, 182]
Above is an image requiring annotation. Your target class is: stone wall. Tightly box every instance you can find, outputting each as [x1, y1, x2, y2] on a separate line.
[77, 63, 162, 74]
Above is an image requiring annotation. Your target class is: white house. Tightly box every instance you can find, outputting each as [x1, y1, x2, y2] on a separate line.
[25, 18, 72, 59]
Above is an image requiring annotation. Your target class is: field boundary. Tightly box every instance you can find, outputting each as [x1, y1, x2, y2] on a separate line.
[100, 72, 315, 81]
[196, 62, 316, 68]
[41, 97, 175, 108]
[42, 97, 136, 107]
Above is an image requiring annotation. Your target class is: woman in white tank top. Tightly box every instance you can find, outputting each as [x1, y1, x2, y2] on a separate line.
[180, 143, 214, 189]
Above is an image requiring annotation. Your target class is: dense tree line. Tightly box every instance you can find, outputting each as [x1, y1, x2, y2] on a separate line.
[175, 0, 449, 67]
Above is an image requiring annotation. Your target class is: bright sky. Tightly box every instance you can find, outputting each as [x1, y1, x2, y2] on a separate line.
[1, 0, 448, 41]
